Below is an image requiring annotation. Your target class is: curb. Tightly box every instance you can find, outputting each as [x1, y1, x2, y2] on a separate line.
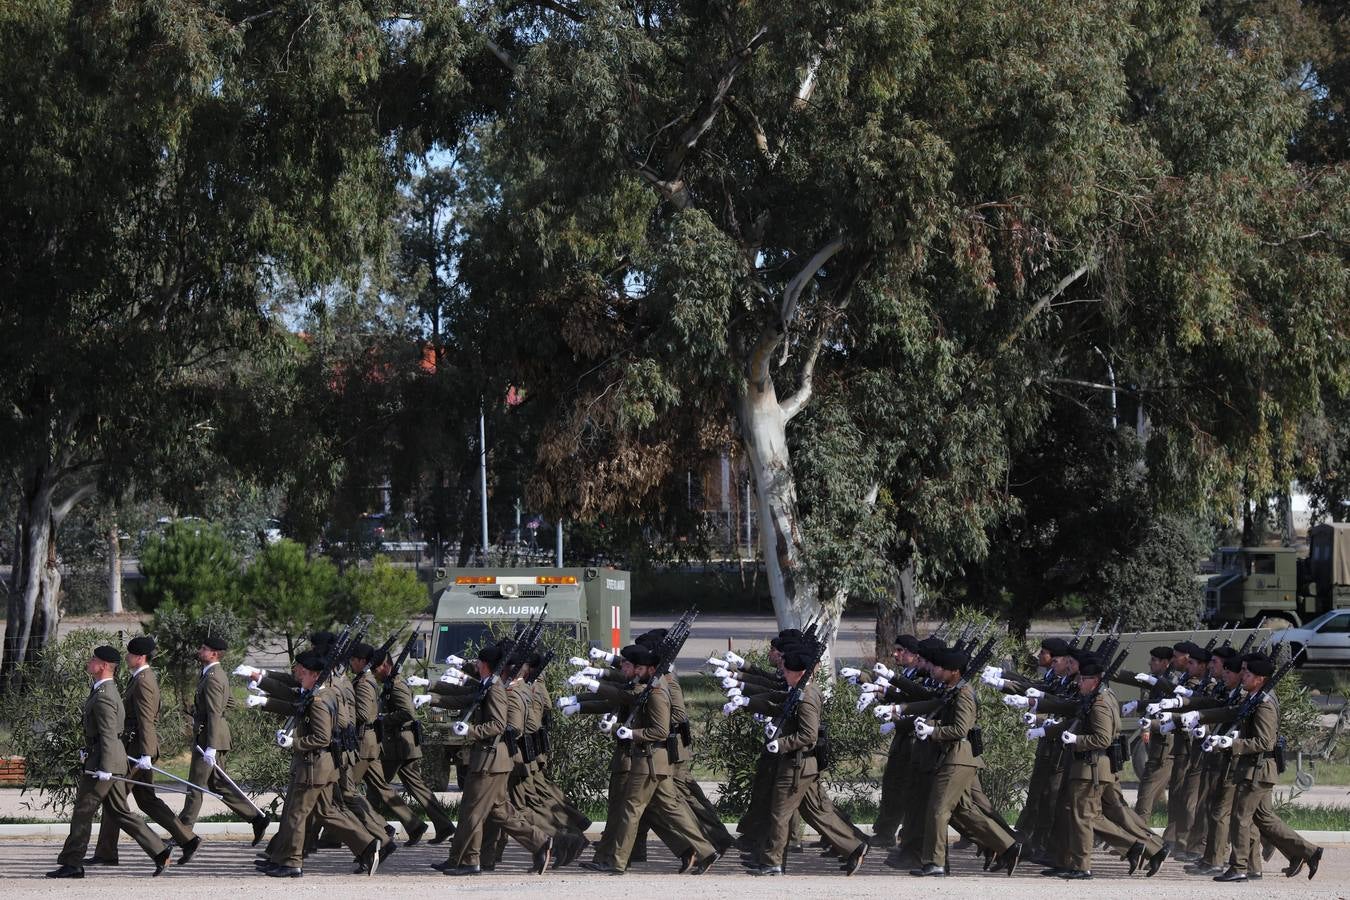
[2, 821, 1349, 844]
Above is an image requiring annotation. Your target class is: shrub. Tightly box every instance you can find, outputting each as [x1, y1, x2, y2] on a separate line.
[337, 555, 429, 636]
[239, 538, 340, 658]
[137, 521, 241, 615]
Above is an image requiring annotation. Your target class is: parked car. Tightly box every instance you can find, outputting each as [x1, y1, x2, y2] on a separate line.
[1271, 609, 1350, 666]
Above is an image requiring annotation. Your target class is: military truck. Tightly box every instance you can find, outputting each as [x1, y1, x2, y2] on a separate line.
[416, 566, 632, 788]
[1202, 524, 1350, 627]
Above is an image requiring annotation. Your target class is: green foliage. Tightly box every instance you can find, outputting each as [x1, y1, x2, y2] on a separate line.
[1086, 514, 1208, 630]
[240, 539, 339, 658]
[337, 556, 429, 637]
[137, 522, 241, 616]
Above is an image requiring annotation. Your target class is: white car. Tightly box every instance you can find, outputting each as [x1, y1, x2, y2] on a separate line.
[1271, 609, 1350, 665]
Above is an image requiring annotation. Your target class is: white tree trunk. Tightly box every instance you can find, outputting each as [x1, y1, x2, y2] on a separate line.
[2, 472, 62, 689]
[107, 523, 123, 614]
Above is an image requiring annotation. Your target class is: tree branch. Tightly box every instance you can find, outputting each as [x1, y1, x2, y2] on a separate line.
[483, 37, 518, 73]
[51, 480, 98, 526]
[780, 238, 845, 329]
[997, 259, 1094, 354]
[780, 252, 867, 421]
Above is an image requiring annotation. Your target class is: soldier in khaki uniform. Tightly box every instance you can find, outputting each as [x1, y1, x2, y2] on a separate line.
[46, 645, 172, 879]
[257, 651, 382, 878]
[1114, 645, 1178, 817]
[1210, 653, 1279, 882]
[372, 649, 456, 842]
[908, 647, 1017, 877]
[1182, 653, 1245, 875]
[178, 635, 269, 844]
[90, 636, 201, 867]
[1043, 656, 1117, 880]
[439, 643, 556, 876]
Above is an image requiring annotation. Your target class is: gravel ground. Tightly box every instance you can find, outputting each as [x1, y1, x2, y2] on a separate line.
[8, 835, 1348, 898]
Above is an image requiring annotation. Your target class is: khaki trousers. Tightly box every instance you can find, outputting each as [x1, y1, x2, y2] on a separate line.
[1228, 780, 1273, 874]
[94, 764, 194, 859]
[592, 769, 629, 865]
[448, 769, 546, 868]
[1201, 769, 1237, 867]
[1162, 739, 1199, 848]
[179, 750, 257, 827]
[1133, 733, 1173, 817]
[760, 767, 815, 867]
[275, 780, 370, 868]
[923, 764, 1012, 868]
[355, 755, 421, 832]
[382, 757, 455, 834]
[59, 775, 165, 867]
[802, 779, 864, 855]
[613, 770, 713, 870]
[872, 735, 910, 842]
[1058, 778, 1104, 872]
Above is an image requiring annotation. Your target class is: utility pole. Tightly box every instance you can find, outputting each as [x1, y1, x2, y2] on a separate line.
[479, 407, 489, 564]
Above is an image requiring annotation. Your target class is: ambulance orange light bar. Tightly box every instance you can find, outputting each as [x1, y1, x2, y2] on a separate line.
[536, 576, 577, 585]
[455, 576, 497, 584]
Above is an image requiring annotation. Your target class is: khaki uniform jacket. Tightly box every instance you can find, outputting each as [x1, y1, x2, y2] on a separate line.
[330, 675, 358, 765]
[291, 685, 340, 787]
[930, 683, 983, 769]
[380, 676, 422, 762]
[84, 680, 129, 775]
[352, 669, 381, 760]
[769, 680, 820, 778]
[1229, 692, 1279, 785]
[665, 674, 689, 764]
[463, 679, 514, 774]
[623, 679, 671, 777]
[123, 667, 162, 759]
[1067, 688, 1119, 782]
[574, 694, 632, 774]
[193, 663, 232, 752]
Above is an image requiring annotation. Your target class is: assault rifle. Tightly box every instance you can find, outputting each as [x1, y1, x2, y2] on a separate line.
[1096, 617, 1123, 660]
[283, 614, 372, 738]
[525, 648, 554, 683]
[1221, 648, 1303, 739]
[380, 624, 423, 707]
[1066, 619, 1091, 650]
[456, 607, 549, 725]
[1080, 617, 1104, 652]
[1236, 618, 1266, 656]
[622, 610, 697, 727]
[764, 634, 828, 740]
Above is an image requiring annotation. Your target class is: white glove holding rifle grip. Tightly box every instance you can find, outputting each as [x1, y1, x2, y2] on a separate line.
[1026, 726, 1046, 741]
[873, 704, 897, 720]
[1121, 700, 1138, 716]
[913, 717, 935, 740]
[1061, 731, 1079, 745]
[245, 695, 267, 708]
[766, 739, 780, 753]
[413, 694, 433, 708]
[873, 663, 895, 680]
[1160, 717, 1177, 734]
[598, 713, 618, 733]
[406, 676, 429, 687]
[275, 730, 293, 749]
[590, 647, 617, 664]
[856, 692, 878, 712]
[1003, 694, 1030, 709]
[1021, 711, 1039, 726]
[1190, 725, 1209, 739]
[616, 726, 634, 740]
[452, 721, 470, 737]
[1134, 672, 1157, 685]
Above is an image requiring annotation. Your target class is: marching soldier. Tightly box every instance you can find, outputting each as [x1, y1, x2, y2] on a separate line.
[46, 646, 172, 879]
[89, 636, 201, 867]
[178, 635, 270, 844]
[256, 650, 383, 878]
[1115, 645, 1178, 817]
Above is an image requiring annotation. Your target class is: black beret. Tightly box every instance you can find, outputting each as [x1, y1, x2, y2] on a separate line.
[309, 630, 336, 649]
[127, 636, 155, 656]
[1190, 647, 1212, 663]
[782, 648, 815, 672]
[295, 650, 327, 673]
[895, 634, 920, 652]
[202, 635, 228, 651]
[478, 645, 504, 667]
[1078, 657, 1105, 677]
[348, 642, 375, 660]
[930, 648, 966, 672]
[1041, 637, 1071, 657]
[369, 648, 389, 667]
[1173, 641, 1196, 655]
[1244, 655, 1275, 677]
[638, 628, 668, 647]
[620, 644, 646, 663]
[1149, 646, 1175, 660]
[630, 647, 660, 667]
[1212, 646, 1237, 660]
[1071, 647, 1095, 663]
[771, 628, 804, 651]
[1223, 656, 1243, 673]
[93, 645, 120, 664]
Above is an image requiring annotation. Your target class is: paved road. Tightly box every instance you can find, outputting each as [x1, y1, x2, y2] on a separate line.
[5, 835, 1347, 895]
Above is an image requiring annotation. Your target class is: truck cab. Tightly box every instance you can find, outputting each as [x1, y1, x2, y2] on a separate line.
[1203, 546, 1301, 626]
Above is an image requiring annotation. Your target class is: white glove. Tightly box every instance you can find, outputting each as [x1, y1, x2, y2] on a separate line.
[873, 704, 896, 720]
[721, 700, 744, 716]
[569, 657, 590, 667]
[598, 713, 618, 733]
[840, 667, 863, 679]
[1026, 727, 1046, 741]
[752, 713, 768, 723]
[413, 694, 433, 709]
[726, 686, 743, 698]
[1212, 734, 1234, 749]
[726, 695, 749, 710]
[201, 747, 217, 767]
[580, 666, 605, 677]
[1173, 685, 1193, 698]
[445, 654, 465, 666]
[246, 681, 266, 695]
[1138, 717, 1153, 729]
[232, 664, 263, 678]
[875, 676, 892, 690]
[275, 730, 294, 749]
[134, 755, 152, 770]
[1158, 697, 1182, 710]
[856, 693, 878, 711]
[561, 703, 581, 716]
[78, 750, 87, 763]
[615, 726, 634, 740]
[1121, 700, 1138, 716]
[913, 717, 935, 739]
[1135, 673, 1157, 685]
[1025, 687, 1044, 699]
[984, 675, 1007, 689]
[1061, 731, 1078, 745]
[590, 647, 617, 664]
[406, 676, 429, 687]
[569, 674, 600, 690]
[861, 682, 885, 694]
[1145, 703, 1163, 716]
[451, 721, 470, 737]
[1180, 710, 1201, 728]
[557, 695, 578, 707]
[764, 721, 779, 739]
[765, 739, 780, 753]
[1190, 725, 1208, 739]
[1022, 712, 1039, 725]
[95, 770, 112, 781]
[873, 663, 895, 680]
[724, 651, 746, 669]
[706, 656, 729, 668]
[1160, 718, 1176, 734]
[440, 669, 468, 685]
[245, 695, 267, 708]
[982, 666, 1003, 678]
[721, 676, 739, 689]
[1003, 694, 1029, 709]
[880, 721, 896, 735]
[1202, 735, 1218, 752]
